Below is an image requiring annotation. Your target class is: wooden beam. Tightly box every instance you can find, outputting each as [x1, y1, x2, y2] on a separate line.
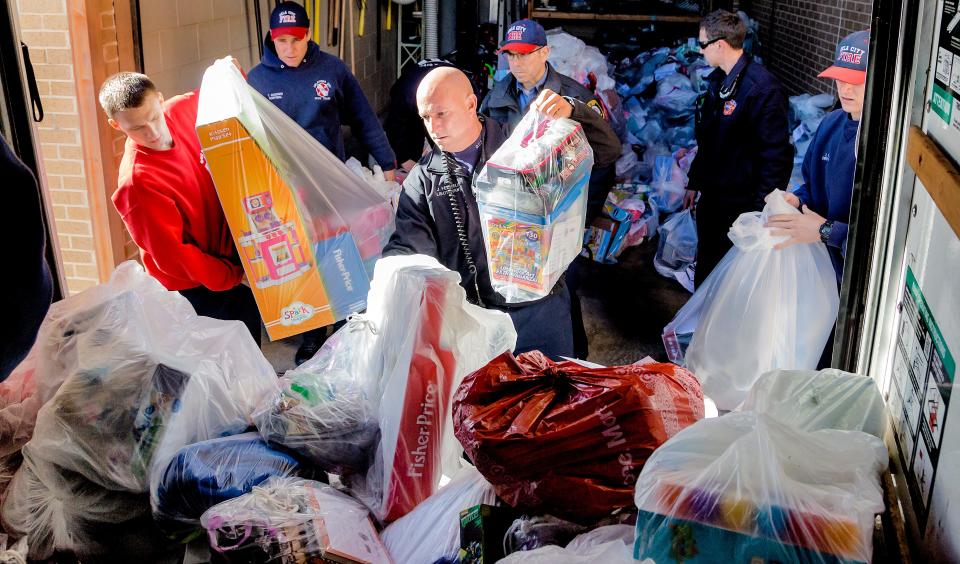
[530, 9, 701, 24]
[906, 125, 960, 239]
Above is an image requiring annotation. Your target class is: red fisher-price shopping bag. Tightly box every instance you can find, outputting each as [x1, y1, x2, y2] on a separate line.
[453, 351, 703, 524]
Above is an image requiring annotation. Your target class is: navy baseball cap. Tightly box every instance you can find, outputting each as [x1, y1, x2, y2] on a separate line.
[498, 19, 547, 54]
[819, 30, 870, 85]
[270, 1, 309, 40]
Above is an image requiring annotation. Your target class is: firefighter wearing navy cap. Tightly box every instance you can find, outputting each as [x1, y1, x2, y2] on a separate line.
[481, 19, 620, 223]
[481, 18, 621, 359]
[765, 29, 870, 368]
[684, 9, 794, 289]
[767, 30, 870, 282]
[247, 1, 397, 364]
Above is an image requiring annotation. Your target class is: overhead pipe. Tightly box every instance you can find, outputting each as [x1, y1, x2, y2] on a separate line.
[423, 0, 438, 59]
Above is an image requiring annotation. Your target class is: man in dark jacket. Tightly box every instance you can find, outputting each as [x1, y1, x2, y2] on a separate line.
[384, 67, 575, 359]
[480, 19, 620, 223]
[480, 19, 621, 358]
[247, 1, 397, 363]
[1, 135, 53, 381]
[684, 9, 794, 288]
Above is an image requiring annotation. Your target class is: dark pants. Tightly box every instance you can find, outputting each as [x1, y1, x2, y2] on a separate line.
[499, 286, 574, 361]
[694, 194, 758, 289]
[565, 257, 589, 360]
[586, 163, 616, 226]
[180, 284, 262, 347]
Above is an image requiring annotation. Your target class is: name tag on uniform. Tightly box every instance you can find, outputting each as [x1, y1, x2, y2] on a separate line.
[723, 100, 737, 116]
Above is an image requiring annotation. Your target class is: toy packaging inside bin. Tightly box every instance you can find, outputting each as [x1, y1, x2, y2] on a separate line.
[196, 57, 395, 340]
[474, 111, 594, 303]
[633, 412, 887, 564]
[200, 477, 391, 564]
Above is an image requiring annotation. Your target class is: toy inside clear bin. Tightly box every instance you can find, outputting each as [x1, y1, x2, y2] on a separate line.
[474, 113, 594, 303]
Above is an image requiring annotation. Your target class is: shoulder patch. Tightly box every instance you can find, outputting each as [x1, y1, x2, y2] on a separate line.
[586, 99, 605, 119]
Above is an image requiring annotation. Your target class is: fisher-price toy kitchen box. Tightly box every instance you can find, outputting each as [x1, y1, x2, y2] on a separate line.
[196, 117, 370, 341]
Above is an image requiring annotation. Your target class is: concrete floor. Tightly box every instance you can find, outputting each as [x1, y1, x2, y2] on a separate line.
[578, 240, 691, 366]
[261, 239, 691, 372]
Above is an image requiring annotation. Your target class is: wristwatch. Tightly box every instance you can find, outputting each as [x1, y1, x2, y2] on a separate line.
[819, 220, 835, 244]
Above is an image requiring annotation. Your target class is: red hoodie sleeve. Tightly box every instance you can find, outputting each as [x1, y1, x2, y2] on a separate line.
[116, 177, 243, 292]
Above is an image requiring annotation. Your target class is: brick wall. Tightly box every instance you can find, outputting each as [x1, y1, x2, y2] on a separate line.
[138, 1, 396, 110]
[139, 0, 259, 96]
[741, 0, 872, 96]
[17, 0, 99, 294]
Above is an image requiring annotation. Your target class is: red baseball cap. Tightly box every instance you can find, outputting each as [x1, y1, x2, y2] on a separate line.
[818, 30, 870, 85]
[497, 19, 548, 54]
[270, 2, 309, 40]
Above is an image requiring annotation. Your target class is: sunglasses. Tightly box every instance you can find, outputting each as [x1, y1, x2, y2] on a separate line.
[698, 36, 725, 50]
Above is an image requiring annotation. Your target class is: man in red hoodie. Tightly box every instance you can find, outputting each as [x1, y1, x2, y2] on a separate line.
[99, 71, 261, 346]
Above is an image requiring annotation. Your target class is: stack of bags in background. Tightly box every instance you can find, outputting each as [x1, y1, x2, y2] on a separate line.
[546, 29, 704, 276]
[787, 93, 836, 190]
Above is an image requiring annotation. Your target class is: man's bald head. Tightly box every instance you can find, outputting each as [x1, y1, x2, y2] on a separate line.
[416, 67, 482, 153]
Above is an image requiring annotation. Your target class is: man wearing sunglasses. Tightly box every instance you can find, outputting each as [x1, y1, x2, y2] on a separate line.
[480, 18, 621, 360]
[685, 9, 793, 288]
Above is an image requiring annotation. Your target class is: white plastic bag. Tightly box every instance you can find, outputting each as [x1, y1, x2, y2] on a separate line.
[649, 152, 688, 214]
[634, 413, 887, 563]
[0, 261, 280, 557]
[380, 464, 496, 563]
[200, 477, 391, 564]
[254, 317, 381, 474]
[475, 112, 594, 303]
[681, 190, 839, 410]
[197, 58, 395, 339]
[345, 255, 516, 522]
[654, 209, 697, 292]
[740, 369, 887, 438]
[499, 524, 643, 564]
[1, 444, 169, 561]
[654, 73, 698, 118]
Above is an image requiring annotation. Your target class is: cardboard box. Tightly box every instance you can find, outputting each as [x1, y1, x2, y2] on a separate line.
[197, 117, 370, 340]
[458, 504, 513, 563]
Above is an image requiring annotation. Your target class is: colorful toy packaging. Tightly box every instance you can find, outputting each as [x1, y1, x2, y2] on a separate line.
[200, 477, 391, 564]
[453, 351, 703, 523]
[196, 58, 395, 340]
[475, 111, 594, 303]
[633, 413, 887, 564]
[583, 202, 632, 264]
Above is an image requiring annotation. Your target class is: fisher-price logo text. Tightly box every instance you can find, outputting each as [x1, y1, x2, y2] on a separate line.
[278, 11, 297, 24]
[280, 301, 315, 325]
[408, 381, 438, 478]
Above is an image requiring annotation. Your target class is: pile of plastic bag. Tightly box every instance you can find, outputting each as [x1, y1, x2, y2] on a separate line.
[475, 111, 594, 303]
[662, 191, 840, 409]
[788, 93, 836, 189]
[634, 393, 888, 563]
[653, 209, 697, 292]
[0, 262, 280, 560]
[453, 350, 703, 523]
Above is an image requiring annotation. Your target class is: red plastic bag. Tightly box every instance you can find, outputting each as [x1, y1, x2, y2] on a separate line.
[453, 352, 703, 523]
